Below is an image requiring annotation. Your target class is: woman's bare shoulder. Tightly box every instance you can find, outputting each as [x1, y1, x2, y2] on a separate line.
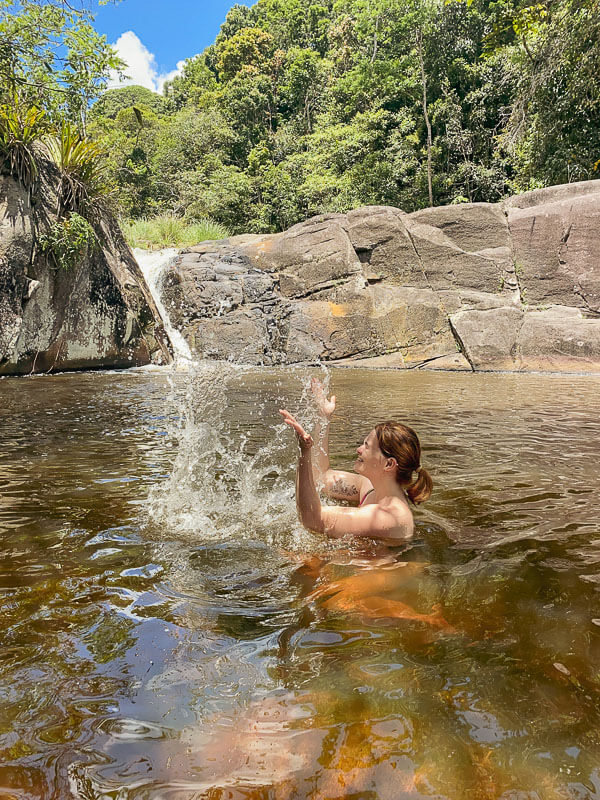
[378, 496, 414, 534]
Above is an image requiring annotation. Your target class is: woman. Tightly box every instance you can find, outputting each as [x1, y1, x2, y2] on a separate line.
[279, 379, 433, 541]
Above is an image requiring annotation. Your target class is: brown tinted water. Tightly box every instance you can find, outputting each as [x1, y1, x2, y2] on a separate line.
[1, 365, 600, 800]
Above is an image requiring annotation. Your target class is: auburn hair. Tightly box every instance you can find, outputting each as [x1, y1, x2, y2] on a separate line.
[375, 421, 433, 505]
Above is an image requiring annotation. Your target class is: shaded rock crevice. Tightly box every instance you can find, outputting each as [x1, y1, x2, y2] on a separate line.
[447, 317, 474, 372]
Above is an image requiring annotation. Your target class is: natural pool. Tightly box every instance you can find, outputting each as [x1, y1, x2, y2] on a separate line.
[1, 365, 600, 799]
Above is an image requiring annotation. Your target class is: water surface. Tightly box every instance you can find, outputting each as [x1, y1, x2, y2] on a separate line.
[1, 366, 600, 799]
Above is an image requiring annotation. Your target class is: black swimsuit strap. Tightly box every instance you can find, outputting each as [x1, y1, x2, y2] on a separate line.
[359, 488, 375, 506]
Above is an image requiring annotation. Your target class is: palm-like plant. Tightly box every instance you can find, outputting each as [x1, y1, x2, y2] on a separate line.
[0, 96, 48, 189]
[46, 122, 116, 215]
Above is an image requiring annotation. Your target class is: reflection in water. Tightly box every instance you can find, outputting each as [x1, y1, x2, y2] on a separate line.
[1, 368, 600, 798]
[305, 561, 454, 632]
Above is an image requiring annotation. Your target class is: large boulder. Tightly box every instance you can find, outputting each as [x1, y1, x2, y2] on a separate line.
[344, 206, 426, 288]
[507, 190, 600, 312]
[160, 179, 600, 373]
[409, 202, 510, 252]
[250, 215, 363, 298]
[0, 160, 171, 376]
[450, 306, 523, 371]
[516, 306, 600, 372]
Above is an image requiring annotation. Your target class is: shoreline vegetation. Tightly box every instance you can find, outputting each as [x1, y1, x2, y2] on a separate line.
[122, 215, 230, 250]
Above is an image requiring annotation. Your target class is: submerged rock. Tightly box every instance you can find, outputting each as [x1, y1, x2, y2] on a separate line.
[163, 179, 600, 373]
[0, 160, 171, 376]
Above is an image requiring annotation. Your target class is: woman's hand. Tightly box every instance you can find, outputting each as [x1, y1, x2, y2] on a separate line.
[311, 377, 336, 419]
[279, 410, 314, 451]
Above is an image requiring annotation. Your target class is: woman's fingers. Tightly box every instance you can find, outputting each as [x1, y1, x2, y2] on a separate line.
[279, 410, 313, 447]
[311, 378, 335, 417]
[279, 409, 301, 430]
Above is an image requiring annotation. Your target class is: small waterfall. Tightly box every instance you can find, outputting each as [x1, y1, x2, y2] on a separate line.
[133, 248, 331, 545]
[134, 248, 194, 369]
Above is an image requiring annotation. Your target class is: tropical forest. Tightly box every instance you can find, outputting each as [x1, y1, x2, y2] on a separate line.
[2, 0, 600, 243]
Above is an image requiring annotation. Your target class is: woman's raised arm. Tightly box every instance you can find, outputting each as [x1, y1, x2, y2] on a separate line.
[280, 410, 406, 540]
[310, 378, 368, 504]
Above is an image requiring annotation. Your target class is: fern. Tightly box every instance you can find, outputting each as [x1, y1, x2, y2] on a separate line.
[39, 212, 97, 270]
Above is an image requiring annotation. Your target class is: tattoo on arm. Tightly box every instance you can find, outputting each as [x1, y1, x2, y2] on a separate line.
[330, 478, 359, 498]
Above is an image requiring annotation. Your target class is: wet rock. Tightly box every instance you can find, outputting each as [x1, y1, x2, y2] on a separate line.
[0, 179, 31, 364]
[0, 159, 171, 375]
[241, 272, 277, 304]
[190, 309, 269, 365]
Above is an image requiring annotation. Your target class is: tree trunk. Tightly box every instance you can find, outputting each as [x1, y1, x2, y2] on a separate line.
[371, 15, 380, 64]
[417, 29, 433, 206]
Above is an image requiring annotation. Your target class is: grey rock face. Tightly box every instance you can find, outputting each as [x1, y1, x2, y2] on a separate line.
[450, 306, 523, 371]
[161, 179, 600, 373]
[508, 192, 600, 312]
[517, 307, 600, 372]
[0, 162, 171, 375]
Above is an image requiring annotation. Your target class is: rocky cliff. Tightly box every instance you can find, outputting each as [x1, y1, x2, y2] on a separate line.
[0, 159, 171, 376]
[162, 180, 600, 373]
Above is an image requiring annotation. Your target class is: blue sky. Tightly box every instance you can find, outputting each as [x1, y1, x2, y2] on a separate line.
[93, 0, 244, 92]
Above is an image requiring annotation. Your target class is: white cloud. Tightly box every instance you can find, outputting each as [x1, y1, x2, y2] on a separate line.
[107, 31, 185, 94]
[157, 60, 185, 93]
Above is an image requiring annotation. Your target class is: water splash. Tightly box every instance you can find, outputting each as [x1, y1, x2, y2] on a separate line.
[134, 248, 193, 369]
[146, 362, 327, 544]
[133, 245, 332, 545]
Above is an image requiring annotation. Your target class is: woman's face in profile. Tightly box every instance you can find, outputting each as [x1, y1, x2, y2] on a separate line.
[355, 429, 383, 473]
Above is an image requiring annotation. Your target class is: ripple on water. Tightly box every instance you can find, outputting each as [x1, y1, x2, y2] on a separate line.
[1, 368, 600, 799]
[99, 717, 173, 740]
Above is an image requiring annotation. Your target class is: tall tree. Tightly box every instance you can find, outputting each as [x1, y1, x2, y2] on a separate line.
[0, 0, 123, 130]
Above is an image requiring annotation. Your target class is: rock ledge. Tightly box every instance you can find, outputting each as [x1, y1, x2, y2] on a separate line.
[162, 181, 600, 373]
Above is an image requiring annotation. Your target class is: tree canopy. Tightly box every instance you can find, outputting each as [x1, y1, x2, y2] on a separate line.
[16, 0, 595, 233]
[0, 0, 123, 131]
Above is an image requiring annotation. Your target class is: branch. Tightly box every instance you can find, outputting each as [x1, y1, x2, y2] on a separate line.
[0, 70, 71, 94]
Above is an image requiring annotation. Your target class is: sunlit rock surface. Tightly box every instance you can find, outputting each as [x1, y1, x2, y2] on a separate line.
[163, 180, 600, 372]
[0, 161, 171, 375]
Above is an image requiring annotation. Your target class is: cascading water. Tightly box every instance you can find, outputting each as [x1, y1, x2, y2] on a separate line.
[134, 248, 193, 369]
[134, 248, 331, 546]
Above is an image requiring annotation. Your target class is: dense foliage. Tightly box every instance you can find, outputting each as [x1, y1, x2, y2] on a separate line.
[39, 211, 97, 270]
[0, 1, 123, 274]
[86, 0, 599, 233]
[3, 0, 600, 235]
[0, 0, 123, 131]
